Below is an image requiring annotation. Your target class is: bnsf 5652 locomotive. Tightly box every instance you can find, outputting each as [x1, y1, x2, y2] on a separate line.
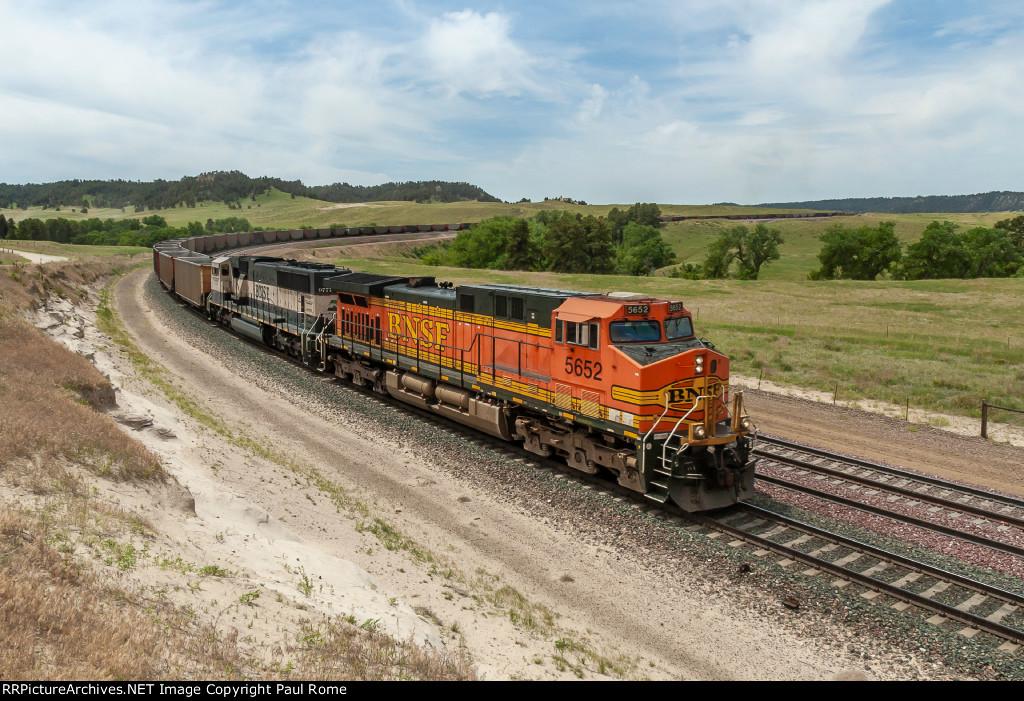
[155, 235, 756, 511]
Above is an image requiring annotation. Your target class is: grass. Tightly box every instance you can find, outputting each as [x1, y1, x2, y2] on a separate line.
[2, 187, 812, 232]
[0, 259, 478, 681]
[0, 263, 164, 484]
[662, 210, 1016, 281]
[322, 250, 1024, 426]
[0, 239, 149, 260]
[0, 250, 29, 264]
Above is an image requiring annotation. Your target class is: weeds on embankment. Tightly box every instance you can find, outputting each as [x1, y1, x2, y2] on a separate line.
[0, 261, 477, 681]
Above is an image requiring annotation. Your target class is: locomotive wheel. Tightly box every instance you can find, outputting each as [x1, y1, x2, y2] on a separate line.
[567, 448, 599, 475]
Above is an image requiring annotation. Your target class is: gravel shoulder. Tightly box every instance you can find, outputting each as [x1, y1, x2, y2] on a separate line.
[740, 388, 1024, 498]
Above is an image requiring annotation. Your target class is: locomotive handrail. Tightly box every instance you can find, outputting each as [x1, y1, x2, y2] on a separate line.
[638, 397, 671, 446]
[661, 395, 709, 472]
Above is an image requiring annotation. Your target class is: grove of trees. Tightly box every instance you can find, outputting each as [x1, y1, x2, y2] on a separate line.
[808, 219, 1024, 280]
[3, 215, 253, 247]
[809, 221, 903, 280]
[0, 172, 500, 212]
[420, 204, 674, 276]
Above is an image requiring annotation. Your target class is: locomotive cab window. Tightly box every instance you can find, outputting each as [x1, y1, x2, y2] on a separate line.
[664, 316, 694, 340]
[609, 320, 661, 343]
[556, 320, 599, 349]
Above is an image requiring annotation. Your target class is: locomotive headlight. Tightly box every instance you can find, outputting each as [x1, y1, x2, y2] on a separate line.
[694, 355, 705, 374]
[740, 417, 752, 430]
[694, 425, 707, 439]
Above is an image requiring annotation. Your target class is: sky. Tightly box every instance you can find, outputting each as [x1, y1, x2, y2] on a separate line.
[1, 0, 1022, 204]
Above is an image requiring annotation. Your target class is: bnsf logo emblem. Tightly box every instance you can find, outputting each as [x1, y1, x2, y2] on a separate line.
[662, 377, 725, 409]
[387, 312, 451, 349]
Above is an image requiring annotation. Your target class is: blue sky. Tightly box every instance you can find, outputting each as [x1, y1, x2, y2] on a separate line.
[1, 1, 1022, 204]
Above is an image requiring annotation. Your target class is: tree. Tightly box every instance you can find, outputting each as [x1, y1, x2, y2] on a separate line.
[702, 223, 783, 279]
[739, 223, 784, 279]
[0, 214, 7, 239]
[898, 221, 971, 280]
[502, 218, 538, 271]
[615, 222, 675, 275]
[443, 216, 518, 269]
[963, 226, 1022, 278]
[702, 234, 734, 279]
[543, 214, 614, 273]
[607, 202, 663, 244]
[811, 221, 901, 280]
[995, 215, 1024, 253]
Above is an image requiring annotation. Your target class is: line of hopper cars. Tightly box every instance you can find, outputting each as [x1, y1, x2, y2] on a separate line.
[154, 228, 757, 512]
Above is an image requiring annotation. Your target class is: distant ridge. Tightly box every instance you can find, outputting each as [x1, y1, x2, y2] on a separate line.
[756, 191, 1024, 214]
[0, 171, 501, 210]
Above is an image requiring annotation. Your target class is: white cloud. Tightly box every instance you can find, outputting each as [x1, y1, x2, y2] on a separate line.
[419, 10, 539, 97]
[742, 0, 891, 79]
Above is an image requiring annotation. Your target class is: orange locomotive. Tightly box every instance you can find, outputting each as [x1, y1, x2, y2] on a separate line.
[154, 238, 755, 512]
[325, 274, 756, 511]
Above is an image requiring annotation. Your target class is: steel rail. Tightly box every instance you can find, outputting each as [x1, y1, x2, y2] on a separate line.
[756, 472, 1024, 559]
[154, 258, 1024, 646]
[757, 435, 1024, 511]
[755, 448, 1024, 531]
[691, 504, 1024, 644]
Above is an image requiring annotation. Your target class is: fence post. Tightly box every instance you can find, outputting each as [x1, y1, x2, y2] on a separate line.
[981, 399, 988, 439]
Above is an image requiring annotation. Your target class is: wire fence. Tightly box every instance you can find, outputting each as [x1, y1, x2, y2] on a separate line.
[981, 400, 1024, 439]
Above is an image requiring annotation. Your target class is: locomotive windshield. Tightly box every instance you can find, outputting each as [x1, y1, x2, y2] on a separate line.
[664, 317, 694, 340]
[609, 320, 661, 343]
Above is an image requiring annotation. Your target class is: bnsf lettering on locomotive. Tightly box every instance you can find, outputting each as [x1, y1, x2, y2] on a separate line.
[253, 284, 271, 302]
[387, 312, 451, 349]
[626, 304, 650, 315]
[665, 380, 723, 407]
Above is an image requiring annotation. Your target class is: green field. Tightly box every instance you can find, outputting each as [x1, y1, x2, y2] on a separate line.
[4, 193, 1022, 428]
[1, 187, 810, 230]
[663, 211, 1015, 281]
[1, 239, 149, 260]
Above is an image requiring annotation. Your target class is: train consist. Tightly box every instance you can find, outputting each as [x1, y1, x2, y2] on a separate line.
[153, 227, 756, 511]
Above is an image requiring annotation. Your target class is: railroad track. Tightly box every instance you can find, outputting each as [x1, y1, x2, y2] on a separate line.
[691, 504, 1024, 651]
[754, 436, 1024, 559]
[316, 372, 1024, 652]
